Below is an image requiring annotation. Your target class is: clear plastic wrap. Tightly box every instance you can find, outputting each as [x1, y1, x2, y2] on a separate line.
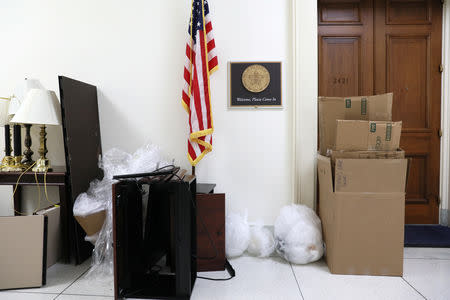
[225, 211, 250, 258]
[274, 204, 324, 264]
[247, 222, 275, 258]
[72, 143, 168, 277]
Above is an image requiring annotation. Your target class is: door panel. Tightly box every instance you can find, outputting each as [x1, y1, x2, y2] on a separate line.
[320, 37, 361, 96]
[318, 0, 442, 224]
[387, 35, 430, 129]
[319, 0, 374, 96]
[319, 2, 362, 24]
[386, 0, 431, 25]
[407, 154, 427, 201]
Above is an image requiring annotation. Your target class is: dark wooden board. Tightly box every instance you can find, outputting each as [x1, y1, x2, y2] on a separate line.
[59, 76, 103, 263]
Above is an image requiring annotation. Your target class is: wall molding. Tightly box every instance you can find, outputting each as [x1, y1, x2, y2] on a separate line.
[292, 0, 318, 209]
[440, 1, 450, 225]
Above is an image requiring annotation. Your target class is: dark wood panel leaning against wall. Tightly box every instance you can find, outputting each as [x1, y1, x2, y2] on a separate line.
[318, 0, 443, 224]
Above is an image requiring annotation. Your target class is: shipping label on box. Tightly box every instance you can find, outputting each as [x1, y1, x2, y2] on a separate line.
[318, 93, 393, 155]
[335, 120, 402, 151]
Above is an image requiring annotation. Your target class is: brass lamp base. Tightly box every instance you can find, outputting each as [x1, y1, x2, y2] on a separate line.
[32, 125, 52, 173]
[0, 156, 14, 171]
[10, 156, 26, 172]
[32, 157, 52, 173]
[2, 156, 27, 172]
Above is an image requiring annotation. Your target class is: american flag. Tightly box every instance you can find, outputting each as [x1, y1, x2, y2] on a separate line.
[182, 0, 218, 166]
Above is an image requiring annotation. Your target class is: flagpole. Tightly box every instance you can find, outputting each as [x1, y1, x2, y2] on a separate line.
[192, 166, 196, 176]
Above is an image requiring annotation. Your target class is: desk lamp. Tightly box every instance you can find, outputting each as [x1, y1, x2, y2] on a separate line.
[0, 97, 12, 170]
[9, 79, 45, 170]
[7, 95, 24, 171]
[11, 89, 62, 172]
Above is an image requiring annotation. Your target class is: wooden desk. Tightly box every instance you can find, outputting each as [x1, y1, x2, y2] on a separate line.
[0, 166, 71, 263]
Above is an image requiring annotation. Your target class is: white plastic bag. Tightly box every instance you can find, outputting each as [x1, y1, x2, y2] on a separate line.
[247, 223, 275, 258]
[274, 204, 324, 264]
[225, 211, 250, 258]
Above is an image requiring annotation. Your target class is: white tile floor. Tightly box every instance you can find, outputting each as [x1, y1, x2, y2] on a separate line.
[1, 248, 449, 300]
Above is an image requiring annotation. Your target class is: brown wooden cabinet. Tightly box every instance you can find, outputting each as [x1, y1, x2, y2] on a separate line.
[196, 184, 225, 272]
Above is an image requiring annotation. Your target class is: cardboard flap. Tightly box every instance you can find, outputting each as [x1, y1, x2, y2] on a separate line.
[35, 206, 62, 268]
[335, 120, 402, 151]
[335, 120, 369, 150]
[367, 93, 393, 120]
[329, 149, 405, 166]
[334, 158, 408, 193]
[318, 98, 346, 156]
[317, 155, 333, 195]
[317, 155, 337, 265]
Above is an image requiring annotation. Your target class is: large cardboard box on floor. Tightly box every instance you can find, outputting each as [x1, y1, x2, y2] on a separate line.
[317, 155, 407, 276]
[318, 93, 393, 155]
[335, 120, 402, 151]
[0, 215, 47, 290]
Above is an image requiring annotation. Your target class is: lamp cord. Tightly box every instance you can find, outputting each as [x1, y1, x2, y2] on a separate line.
[171, 173, 235, 282]
[33, 169, 41, 214]
[12, 161, 37, 215]
[12, 162, 57, 215]
[43, 170, 57, 206]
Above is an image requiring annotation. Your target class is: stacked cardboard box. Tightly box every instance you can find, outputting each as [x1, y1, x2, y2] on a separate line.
[317, 93, 408, 276]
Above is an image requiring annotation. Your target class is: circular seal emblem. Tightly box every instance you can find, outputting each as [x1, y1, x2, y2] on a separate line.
[242, 64, 270, 93]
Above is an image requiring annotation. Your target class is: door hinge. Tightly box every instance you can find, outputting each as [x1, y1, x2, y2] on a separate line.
[438, 129, 443, 138]
[439, 64, 444, 73]
[438, 196, 441, 205]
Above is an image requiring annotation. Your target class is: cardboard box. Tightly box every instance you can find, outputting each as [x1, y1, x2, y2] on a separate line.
[334, 157, 407, 193]
[329, 148, 405, 165]
[335, 120, 402, 151]
[318, 93, 393, 155]
[75, 210, 106, 236]
[317, 155, 406, 276]
[0, 215, 47, 290]
[35, 206, 62, 268]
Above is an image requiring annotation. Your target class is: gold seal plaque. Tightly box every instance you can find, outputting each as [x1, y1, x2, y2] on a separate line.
[241, 64, 270, 93]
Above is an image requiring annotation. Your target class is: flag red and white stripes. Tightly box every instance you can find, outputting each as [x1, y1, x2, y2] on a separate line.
[182, 0, 218, 166]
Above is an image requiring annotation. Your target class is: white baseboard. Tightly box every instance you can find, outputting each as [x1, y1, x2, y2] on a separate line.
[440, 209, 449, 226]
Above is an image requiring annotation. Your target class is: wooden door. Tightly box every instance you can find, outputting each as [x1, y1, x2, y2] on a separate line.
[318, 0, 443, 224]
[318, 0, 374, 96]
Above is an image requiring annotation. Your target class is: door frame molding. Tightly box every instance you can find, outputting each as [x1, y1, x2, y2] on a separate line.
[440, 0, 450, 226]
[292, 0, 318, 209]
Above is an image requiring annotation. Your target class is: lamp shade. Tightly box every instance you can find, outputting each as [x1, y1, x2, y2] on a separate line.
[8, 78, 44, 117]
[11, 89, 62, 126]
[7, 96, 21, 118]
[0, 98, 10, 126]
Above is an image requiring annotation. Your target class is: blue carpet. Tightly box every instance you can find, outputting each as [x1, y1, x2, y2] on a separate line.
[405, 225, 450, 247]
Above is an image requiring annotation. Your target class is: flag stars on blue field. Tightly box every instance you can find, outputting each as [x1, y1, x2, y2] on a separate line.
[189, 0, 208, 43]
